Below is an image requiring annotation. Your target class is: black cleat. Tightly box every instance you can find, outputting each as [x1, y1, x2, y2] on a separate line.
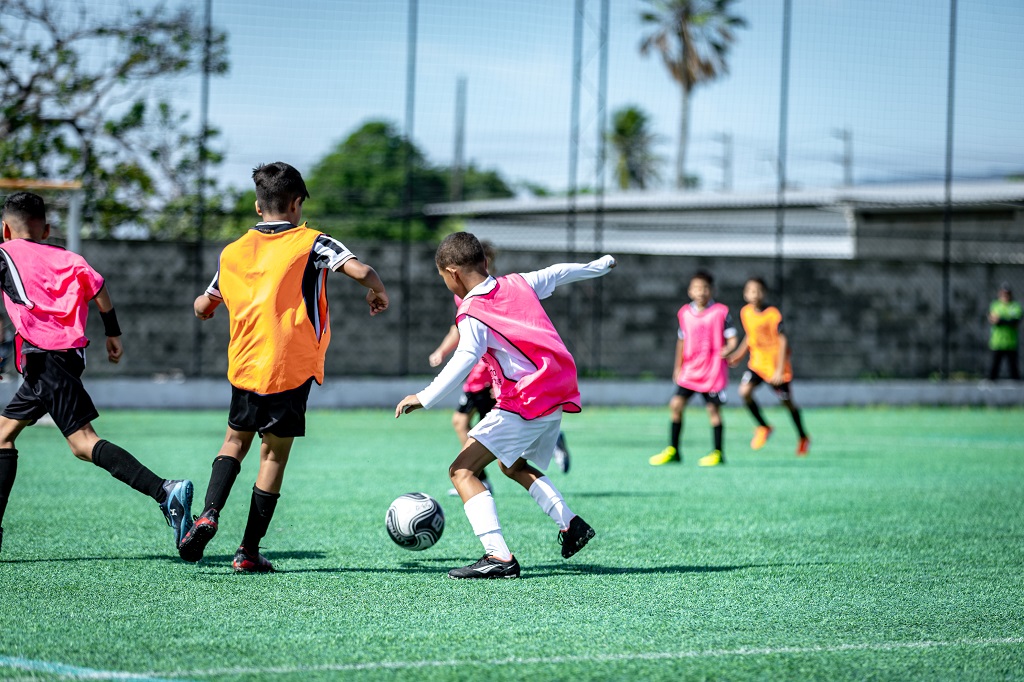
[178, 508, 219, 563]
[232, 545, 275, 573]
[558, 515, 595, 559]
[447, 554, 521, 579]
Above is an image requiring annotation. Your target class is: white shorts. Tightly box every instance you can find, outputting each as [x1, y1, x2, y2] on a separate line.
[468, 408, 563, 470]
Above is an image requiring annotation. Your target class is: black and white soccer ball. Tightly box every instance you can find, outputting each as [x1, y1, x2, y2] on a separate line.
[385, 492, 445, 551]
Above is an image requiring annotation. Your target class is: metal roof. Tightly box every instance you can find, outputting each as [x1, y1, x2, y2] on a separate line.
[424, 180, 1024, 217]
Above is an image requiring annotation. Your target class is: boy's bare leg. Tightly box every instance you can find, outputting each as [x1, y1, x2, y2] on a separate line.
[451, 412, 471, 446]
[254, 433, 294, 494]
[449, 438, 495, 503]
[448, 439, 516, 570]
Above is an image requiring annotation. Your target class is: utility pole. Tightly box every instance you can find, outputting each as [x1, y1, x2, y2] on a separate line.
[714, 132, 733, 192]
[451, 75, 466, 202]
[832, 127, 853, 187]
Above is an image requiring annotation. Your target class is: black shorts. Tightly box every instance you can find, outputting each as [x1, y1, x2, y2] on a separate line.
[2, 349, 99, 437]
[228, 378, 314, 438]
[741, 370, 793, 401]
[674, 384, 726, 406]
[457, 387, 497, 417]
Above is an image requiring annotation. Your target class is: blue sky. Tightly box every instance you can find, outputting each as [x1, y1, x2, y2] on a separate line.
[183, 0, 1024, 194]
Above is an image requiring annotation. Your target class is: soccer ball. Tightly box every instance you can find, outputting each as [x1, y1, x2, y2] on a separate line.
[385, 492, 445, 551]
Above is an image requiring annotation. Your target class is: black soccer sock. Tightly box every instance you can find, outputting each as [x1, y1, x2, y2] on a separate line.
[91, 440, 165, 502]
[790, 407, 807, 439]
[670, 421, 682, 450]
[205, 455, 242, 512]
[0, 448, 18, 527]
[241, 486, 280, 550]
[713, 424, 724, 452]
[746, 399, 769, 428]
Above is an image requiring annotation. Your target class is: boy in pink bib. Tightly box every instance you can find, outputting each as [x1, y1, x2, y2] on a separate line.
[650, 270, 738, 467]
[0, 192, 194, 558]
[397, 232, 615, 579]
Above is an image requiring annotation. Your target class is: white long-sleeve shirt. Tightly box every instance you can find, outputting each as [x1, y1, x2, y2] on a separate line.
[416, 255, 616, 409]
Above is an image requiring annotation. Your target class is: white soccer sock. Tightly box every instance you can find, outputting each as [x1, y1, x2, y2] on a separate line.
[529, 476, 575, 530]
[463, 491, 511, 561]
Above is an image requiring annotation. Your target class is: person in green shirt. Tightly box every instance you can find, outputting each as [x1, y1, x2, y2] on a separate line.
[988, 283, 1022, 380]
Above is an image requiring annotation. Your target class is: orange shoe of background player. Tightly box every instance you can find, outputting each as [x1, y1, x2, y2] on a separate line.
[796, 437, 810, 456]
[750, 426, 773, 450]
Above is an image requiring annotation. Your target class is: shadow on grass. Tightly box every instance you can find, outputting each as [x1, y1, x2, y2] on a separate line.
[2, 549, 328, 565]
[572, 491, 673, 498]
[266, 557, 828, 577]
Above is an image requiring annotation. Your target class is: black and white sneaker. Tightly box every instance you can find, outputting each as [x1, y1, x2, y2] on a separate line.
[553, 432, 571, 474]
[558, 515, 595, 559]
[447, 554, 521, 579]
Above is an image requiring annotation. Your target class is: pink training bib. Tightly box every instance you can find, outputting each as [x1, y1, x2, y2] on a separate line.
[457, 273, 581, 419]
[0, 240, 104, 368]
[676, 302, 730, 393]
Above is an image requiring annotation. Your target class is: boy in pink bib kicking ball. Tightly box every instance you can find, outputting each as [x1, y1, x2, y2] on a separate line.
[650, 270, 738, 467]
[396, 232, 615, 579]
[0, 192, 194, 557]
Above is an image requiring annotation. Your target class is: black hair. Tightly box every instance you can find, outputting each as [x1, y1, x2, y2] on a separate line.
[436, 232, 486, 270]
[252, 162, 310, 215]
[481, 240, 497, 265]
[746, 276, 768, 290]
[691, 270, 714, 287]
[1, 191, 46, 224]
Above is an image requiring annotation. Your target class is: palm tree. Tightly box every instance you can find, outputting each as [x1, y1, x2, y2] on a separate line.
[639, 0, 746, 189]
[609, 105, 663, 190]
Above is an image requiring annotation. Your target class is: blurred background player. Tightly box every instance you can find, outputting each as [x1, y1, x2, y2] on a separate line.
[987, 282, 1021, 380]
[0, 192, 193, 557]
[650, 270, 737, 468]
[397, 232, 614, 579]
[727, 277, 810, 456]
[179, 162, 389, 572]
[428, 242, 570, 499]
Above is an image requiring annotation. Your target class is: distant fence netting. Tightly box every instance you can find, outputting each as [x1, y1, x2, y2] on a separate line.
[2, 1, 1022, 383]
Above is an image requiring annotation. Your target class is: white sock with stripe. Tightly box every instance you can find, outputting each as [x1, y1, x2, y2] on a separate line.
[463, 490, 511, 561]
[529, 476, 574, 530]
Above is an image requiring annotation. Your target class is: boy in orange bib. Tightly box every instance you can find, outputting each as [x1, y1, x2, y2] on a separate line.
[727, 278, 809, 456]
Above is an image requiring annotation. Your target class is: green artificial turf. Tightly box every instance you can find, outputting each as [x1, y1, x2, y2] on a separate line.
[1, 406, 1022, 681]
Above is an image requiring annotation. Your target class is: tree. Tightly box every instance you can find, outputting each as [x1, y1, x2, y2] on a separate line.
[305, 120, 512, 240]
[0, 0, 228, 237]
[639, 0, 746, 189]
[609, 105, 663, 190]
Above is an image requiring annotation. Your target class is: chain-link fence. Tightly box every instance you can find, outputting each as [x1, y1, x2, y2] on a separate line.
[3, 1, 1022, 382]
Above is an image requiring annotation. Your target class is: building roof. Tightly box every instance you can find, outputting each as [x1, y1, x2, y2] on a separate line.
[424, 180, 1024, 217]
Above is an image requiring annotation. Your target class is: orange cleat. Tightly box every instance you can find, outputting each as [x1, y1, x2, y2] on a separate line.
[750, 426, 773, 450]
[796, 437, 810, 456]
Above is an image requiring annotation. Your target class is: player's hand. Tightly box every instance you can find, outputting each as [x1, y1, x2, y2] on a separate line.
[428, 350, 444, 367]
[106, 336, 123, 364]
[195, 308, 215, 320]
[769, 371, 784, 386]
[395, 395, 422, 418]
[726, 354, 741, 367]
[367, 289, 389, 316]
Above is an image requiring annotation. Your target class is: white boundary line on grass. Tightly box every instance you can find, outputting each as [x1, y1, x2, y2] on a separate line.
[155, 636, 1024, 678]
[0, 654, 185, 681]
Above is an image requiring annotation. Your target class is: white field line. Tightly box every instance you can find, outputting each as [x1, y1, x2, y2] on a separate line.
[0, 654, 184, 681]
[149, 636, 1024, 678]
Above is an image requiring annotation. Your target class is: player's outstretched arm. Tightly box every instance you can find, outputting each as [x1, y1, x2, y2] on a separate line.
[92, 285, 123, 364]
[395, 395, 422, 418]
[430, 325, 460, 367]
[727, 337, 749, 367]
[339, 259, 389, 316]
[194, 293, 221, 320]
